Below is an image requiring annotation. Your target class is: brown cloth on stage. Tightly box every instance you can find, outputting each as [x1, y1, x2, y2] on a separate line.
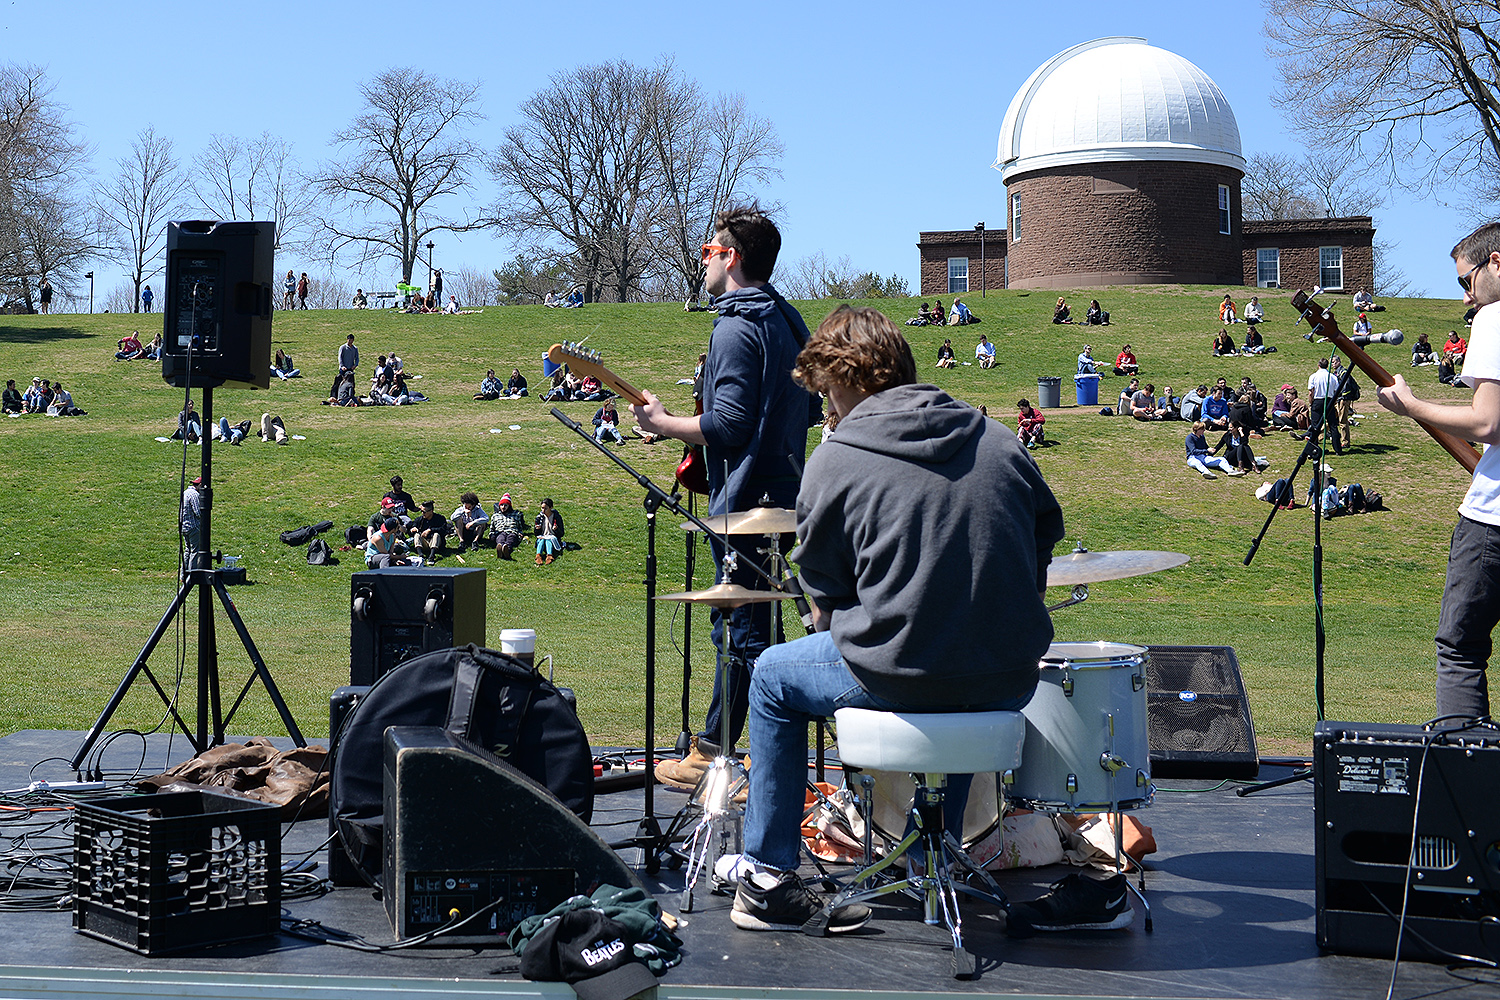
[138, 737, 329, 819]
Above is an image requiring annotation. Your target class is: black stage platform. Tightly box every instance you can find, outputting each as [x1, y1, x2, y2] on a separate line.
[1, 729, 1495, 1000]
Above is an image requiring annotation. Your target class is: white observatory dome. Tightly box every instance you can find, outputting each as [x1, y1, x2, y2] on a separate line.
[996, 37, 1244, 181]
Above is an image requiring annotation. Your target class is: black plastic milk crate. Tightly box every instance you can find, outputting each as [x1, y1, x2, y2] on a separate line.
[73, 789, 281, 954]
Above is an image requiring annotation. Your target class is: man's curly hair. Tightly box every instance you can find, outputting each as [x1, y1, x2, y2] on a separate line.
[793, 305, 917, 411]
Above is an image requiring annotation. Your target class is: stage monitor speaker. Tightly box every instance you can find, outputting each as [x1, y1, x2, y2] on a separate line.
[1145, 645, 1259, 779]
[382, 727, 641, 944]
[350, 567, 486, 686]
[1315, 720, 1500, 962]
[161, 220, 274, 389]
[327, 685, 372, 887]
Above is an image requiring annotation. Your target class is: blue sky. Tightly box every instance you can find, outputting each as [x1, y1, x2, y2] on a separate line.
[3, 0, 1474, 303]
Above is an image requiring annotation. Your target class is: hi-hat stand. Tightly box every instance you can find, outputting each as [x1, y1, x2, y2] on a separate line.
[71, 385, 305, 773]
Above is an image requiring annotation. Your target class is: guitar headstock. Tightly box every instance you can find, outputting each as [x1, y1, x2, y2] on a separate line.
[1290, 289, 1344, 342]
[545, 342, 647, 405]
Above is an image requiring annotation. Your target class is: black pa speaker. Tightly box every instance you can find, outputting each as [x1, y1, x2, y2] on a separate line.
[1145, 645, 1258, 779]
[161, 220, 274, 389]
[1315, 720, 1500, 962]
[382, 727, 641, 944]
[350, 567, 486, 686]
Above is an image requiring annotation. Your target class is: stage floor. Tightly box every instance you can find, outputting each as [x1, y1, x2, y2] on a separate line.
[0, 729, 1493, 1000]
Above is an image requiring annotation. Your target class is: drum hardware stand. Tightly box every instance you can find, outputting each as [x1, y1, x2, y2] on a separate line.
[72, 384, 306, 772]
[1100, 710, 1153, 931]
[1238, 354, 1360, 797]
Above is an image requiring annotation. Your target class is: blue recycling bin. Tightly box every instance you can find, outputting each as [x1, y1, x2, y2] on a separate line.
[1074, 373, 1100, 407]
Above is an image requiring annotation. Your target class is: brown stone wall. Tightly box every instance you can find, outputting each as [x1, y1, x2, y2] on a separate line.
[1241, 217, 1375, 293]
[1003, 161, 1245, 288]
[918, 231, 1008, 296]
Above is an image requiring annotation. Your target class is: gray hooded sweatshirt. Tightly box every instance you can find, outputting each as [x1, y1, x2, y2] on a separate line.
[793, 384, 1064, 707]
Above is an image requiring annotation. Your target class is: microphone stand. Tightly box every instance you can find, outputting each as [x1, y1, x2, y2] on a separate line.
[1238, 352, 1359, 797]
[548, 408, 786, 870]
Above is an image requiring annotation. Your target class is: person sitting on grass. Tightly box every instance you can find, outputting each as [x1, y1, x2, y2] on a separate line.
[911, 302, 933, 326]
[1212, 328, 1238, 356]
[451, 492, 489, 551]
[173, 398, 202, 441]
[1053, 297, 1072, 324]
[1117, 376, 1141, 415]
[1244, 295, 1265, 326]
[1214, 421, 1266, 474]
[1113, 344, 1138, 376]
[1219, 294, 1238, 324]
[411, 500, 450, 560]
[505, 368, 528, 397]
[1016, 398, 1045, 449]
[352, 288, 368, 309]
[1086, 299, 1109, 325]
[576, 374, 609, 401]
[1185, 421, 1241, 479]
[949, 297, 976, 325]
[1444, 329, 1468, 368]
[1076, 344, 1101, 374]
[976, 334, 996, 369]
[2, 379, 20, 414]
[365, 517, 413, 568]
[1412, 332, 1436, 366]
[475, 369, 502, 400]
[593, 398, 625, 444]
[935, 338, 956, 368]
[1131, 382, 1162, 421]
[491, 494, 526, 560]
[47, 381, 85, 416]
[115, 332, 144, 360]
[534, 498, 565, 565]
[1243, 326, 1266, 354]
[1201, 385, 1231, 431]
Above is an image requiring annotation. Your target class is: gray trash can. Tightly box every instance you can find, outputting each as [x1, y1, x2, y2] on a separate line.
[1037, 376, 1061, 409]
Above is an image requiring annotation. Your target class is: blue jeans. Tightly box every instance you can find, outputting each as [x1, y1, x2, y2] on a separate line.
[1436, 516, 1500, 719]
[742, 630, 1033, 873]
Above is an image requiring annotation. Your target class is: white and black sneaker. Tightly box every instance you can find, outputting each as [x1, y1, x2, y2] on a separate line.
[1006, 871, 1132, 937]
[731, 871, 870, 933]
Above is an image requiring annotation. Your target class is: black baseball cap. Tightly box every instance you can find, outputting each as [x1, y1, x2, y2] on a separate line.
[517, 909, 657, 1000]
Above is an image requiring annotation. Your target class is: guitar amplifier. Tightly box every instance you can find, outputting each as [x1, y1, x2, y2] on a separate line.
[1314, 720, 1500, 962]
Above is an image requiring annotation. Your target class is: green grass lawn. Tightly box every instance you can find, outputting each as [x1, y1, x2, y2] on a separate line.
[0, 286, 1476, 756]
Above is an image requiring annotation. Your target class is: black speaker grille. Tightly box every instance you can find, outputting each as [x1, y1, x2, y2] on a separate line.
[1146, 645, 1259, 779]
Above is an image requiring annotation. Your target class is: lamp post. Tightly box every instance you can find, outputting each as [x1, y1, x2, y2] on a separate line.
[84, 272, 94, 314]
[426, 241, 435, 293]
[974, 222, 986, 298]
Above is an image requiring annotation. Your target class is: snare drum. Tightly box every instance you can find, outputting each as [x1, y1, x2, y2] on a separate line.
[1012, 641, 1154, 814]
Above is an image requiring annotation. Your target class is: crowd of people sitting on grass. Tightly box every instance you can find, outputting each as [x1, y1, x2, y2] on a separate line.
[906, 298, 978, 326]
[354, 477, 570, 568]
[474, 368, 529, 399]
[541, 366, 614, 402]
[4, 376, 85, 416]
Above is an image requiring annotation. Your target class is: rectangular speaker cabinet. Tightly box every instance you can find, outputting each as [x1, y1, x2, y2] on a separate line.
[381, 727, 643, 944]
[1315, 720, 1500, 962]
[350, 567, 486, 686]
[161, 220, 274, 390]
[1145, 645, 1259, 779]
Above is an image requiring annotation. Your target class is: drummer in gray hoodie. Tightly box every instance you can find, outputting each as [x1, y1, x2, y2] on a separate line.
[728, 304, 1066, 934]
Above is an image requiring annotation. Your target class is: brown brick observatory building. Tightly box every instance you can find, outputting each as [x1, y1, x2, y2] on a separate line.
[919, 38, 1373, 296]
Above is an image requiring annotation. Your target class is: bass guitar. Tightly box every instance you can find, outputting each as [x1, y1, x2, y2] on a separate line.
[1291, 289, 1480, 474]
[546, 342, 709, 493]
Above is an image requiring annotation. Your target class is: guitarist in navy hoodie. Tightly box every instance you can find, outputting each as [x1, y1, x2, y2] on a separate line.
[632, 204, 821, 791]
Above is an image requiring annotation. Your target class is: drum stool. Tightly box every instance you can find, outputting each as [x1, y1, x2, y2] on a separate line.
[804, 707, 1025, 979]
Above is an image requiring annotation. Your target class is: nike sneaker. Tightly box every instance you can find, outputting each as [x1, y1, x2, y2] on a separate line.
[731, 871, 870, 933]
[1006, 871, 1132, 937]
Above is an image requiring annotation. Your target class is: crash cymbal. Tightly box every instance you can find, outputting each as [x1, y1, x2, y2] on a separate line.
[680, 507, 799, 535]
[655, 583, 791, 608]
[1046, 550, 1190, 587]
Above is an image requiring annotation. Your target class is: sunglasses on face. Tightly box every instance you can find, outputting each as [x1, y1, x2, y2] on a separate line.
[700, 243, 734, 263]
[1460, 258, 1488, 293]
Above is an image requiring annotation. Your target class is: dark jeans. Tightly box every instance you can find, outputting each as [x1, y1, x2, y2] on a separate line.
[1436, 516, 1500, 719]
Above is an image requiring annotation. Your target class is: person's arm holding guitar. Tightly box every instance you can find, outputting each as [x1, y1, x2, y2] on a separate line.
[1379, 375, 1500, 448]
[632, 391, 707, 446]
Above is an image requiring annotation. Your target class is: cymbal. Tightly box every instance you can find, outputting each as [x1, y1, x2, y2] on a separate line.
[681, 507, 799, 535]
[1047, 550, 1190, 587]
[655, 583, 791, 608]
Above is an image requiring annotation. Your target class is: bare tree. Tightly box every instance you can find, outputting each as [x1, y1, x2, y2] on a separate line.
[0, 64, 99, 309]
[193, 132, 319, 255]
[647, 82, 783, 301]
[1301, 154, 1381, 217]
[448, 264, 493, 307]
[494, 253, 572, 305]
[1266, 0, 1500, 196]
[1242, 152, 1319, 220]
[312, 67, 485, 283]
[306, 273, 351, 310]
[94, 127, 188, 312]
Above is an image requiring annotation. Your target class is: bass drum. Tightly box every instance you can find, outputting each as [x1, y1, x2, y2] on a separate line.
[866, 770, 1002, 864]
[1012, 641, 1154, 814]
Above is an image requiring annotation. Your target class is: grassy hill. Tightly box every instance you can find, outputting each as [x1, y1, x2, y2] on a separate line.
[0, 286, 1476, 756]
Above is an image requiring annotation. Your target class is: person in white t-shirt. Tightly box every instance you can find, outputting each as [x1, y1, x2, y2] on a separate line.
[1378, 222, 1500, 719]
[975, 334, 995, 369]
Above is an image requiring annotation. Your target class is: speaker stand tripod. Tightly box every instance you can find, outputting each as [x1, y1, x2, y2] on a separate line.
[72, 385, 305, 773]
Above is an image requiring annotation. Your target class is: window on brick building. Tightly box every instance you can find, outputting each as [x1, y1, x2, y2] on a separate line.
[948, 258, 969, 294]
[1257, 248, 1280, 288]
[1011, 193, 1021, 242]
[1218, 185, 1231, 235]
[1319, 246, 1344, 290]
